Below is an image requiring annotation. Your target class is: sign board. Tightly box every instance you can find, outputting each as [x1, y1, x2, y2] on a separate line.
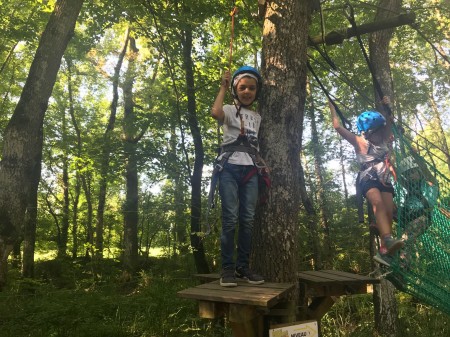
[269, 320, 318, 337]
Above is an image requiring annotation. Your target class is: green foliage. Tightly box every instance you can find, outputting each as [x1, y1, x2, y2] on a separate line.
[0, 0, 450, 332]
[0, 256, 229, 337]
[2, 256, 449, 337]
[321, 293, 450, 337]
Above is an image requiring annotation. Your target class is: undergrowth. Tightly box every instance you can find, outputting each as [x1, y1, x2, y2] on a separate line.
[0, 255, 448, 337]
[0, 256, 230, 337]
[321, 292, 449, 336]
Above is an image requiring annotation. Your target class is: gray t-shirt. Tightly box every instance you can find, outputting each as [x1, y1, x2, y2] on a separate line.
[219, 104, 261, 166]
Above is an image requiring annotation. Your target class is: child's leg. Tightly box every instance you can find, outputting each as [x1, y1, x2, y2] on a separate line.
[366, 188, 403, 254]
[365, 188, 391, 238]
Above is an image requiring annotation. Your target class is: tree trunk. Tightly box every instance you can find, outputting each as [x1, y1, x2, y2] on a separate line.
[95, 28, 130, 259]
[338, 138, 351, 215]
[298, 160, 322, 270]
[71, 172, 81, 259]
[58, 105, 70, 258]
[253, 0, 311, 287]
[82, 175, 93, 259]
[180, 9, 209, 273]
[169, 123, 188, 255]
[369, 0, 402, 335]
[308, 97, 332, 267]
[122, 36, 140, 273]
[22, 175, 39, 278]
[0, 0, 84, 289]
[66, 58, 81, 259]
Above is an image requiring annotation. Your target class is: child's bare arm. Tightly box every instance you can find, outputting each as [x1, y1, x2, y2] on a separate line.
[329, 101, 359, 148]
[211, 71, 231, 122]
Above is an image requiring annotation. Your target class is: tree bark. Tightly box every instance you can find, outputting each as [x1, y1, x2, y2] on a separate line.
[22, 171, 39, 278]
[58, 104, 70, 257]
[66, 58, 81, 259]
[122, 35, 140, 272]
[298, 160, 322, 270]
[180, 7, 209, 273]
[308, 97, 331, 267]
[0, 0, 84, 289]
[253, 0, 311, 286]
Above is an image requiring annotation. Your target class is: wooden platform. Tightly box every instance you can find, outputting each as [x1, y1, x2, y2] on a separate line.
[178, 278, 294, 308]
[178, 278, 295, 337]
[298, 270, 379, 321]
[179, 270, 379, 336]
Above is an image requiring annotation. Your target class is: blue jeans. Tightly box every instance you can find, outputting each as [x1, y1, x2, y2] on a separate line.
[219, 163, 258, 270]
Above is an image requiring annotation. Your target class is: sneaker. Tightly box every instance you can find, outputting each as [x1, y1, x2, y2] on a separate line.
[384, 237, 405, 255]
[220, 268, 237, 287]
[235, 267, 264, 285]
[373, 252, 393, 267]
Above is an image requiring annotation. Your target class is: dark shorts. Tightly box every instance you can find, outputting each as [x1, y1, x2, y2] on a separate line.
[360, 179, 395, 197]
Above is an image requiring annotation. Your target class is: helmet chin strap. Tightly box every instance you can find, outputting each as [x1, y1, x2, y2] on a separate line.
[234, 97, 255, 109]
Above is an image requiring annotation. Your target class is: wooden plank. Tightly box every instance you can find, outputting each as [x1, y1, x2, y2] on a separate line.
[178, 281, 294, 308]
[323, 270, 379, 284]
[195, 271, 379, 285]
[197, 280, 293, 292]
[298, 270, 378, 285]
[229, 304, 258, 322]
[306, 270, 363, 283]
[304, 283, 369, 297]
[199, 301, 223, 319]
[307, 296, 337, 320]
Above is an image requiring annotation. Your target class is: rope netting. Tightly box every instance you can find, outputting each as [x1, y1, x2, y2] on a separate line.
[386, 126, 450, 314]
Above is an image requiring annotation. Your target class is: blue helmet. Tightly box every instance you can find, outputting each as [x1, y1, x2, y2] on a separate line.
[356, 111, 386, 133]
[231, 65, 262, 100]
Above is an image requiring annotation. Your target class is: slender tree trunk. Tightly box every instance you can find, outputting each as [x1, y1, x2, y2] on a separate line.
[82, 175, 93, 259]
[369, 1, 402, 335]
[169, 123, 187, 255]
[308, 97, 332, 266]
[338, 138, 351, 215]
[298, 160, 322, 270]
[180, 10, 209, 273]
[22, 177, 39, 278]
[0, 0, 84, 289]
[58, 107, 70, 257]
[66, 59, 81, 259]
[95, 28, 130, 259]
[71, 173, 81, 259]
[122, 36, 140, 272]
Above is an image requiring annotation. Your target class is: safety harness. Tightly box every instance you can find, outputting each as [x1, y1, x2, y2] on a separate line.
[356, 142, 396, 223]
[204, 116, 271, 235]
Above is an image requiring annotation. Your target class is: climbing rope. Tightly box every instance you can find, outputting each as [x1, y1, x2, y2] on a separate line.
[343, 2, 392, 116]
[228, 4, 238, 70]
[202, 2, 240, 238]
[306, 61, 352, 131]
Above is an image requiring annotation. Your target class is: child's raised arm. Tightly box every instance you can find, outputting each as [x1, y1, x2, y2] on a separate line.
[329, 100, 359, 148]
[211, 71, 231, 122]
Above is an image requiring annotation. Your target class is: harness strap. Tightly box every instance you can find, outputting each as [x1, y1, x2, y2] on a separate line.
[221, 145, 258, 156]
[203, 138, 270, 236]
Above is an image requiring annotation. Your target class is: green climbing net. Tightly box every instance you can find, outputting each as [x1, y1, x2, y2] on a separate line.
[388, 127, 450, 315]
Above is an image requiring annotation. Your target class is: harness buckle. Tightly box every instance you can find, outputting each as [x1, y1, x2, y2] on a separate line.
[214, 162, 224, 172]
